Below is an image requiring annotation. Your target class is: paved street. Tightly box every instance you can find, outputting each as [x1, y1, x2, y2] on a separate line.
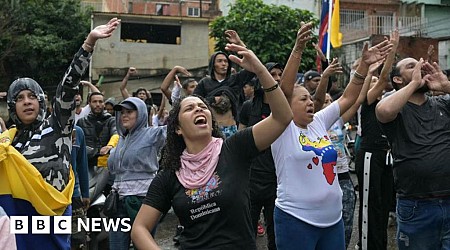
[154, 172, 398, 250]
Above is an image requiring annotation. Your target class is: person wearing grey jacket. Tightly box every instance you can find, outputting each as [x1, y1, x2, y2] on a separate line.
[107, 97, 166, 250]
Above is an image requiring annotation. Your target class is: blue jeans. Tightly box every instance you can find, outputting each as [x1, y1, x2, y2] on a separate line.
[274, 206, 345, 250]
[397, 197, 450, 250]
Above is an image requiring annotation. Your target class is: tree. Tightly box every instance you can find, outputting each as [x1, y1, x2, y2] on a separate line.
[0, 0, 91, 91]
[210, 0, 319, 71]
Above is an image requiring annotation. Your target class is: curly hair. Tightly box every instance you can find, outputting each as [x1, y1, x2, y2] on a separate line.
[161, 95, 224, 172]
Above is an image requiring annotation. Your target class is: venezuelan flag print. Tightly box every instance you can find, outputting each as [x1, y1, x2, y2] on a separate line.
[0, 128, 74, 250]
[299, 134, 338, 185]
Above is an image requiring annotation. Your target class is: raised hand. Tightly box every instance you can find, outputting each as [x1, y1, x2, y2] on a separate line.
[294, 22, 313, 51]
[368, 59, 384, 75]
[225, 43, 264, 75]
[411, 58, 425, 89]
[423, 61, 450, 92]
[87, 17, 121, 43]
[225, 30, 245, 47]
[426, 45, 434, 62]
[174, 75, 182, 88]
[361, 38, 393, 65]
[322, 58, 343, 78]
[390, 30, 399, 47]
[128, 67, 137, 76]
[312, 42, 326, 62]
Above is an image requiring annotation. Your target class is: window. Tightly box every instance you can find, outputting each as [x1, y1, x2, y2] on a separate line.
[156, 4, 170, 16]
[187, 7, 200, 17]
[121, 22, 181, 45]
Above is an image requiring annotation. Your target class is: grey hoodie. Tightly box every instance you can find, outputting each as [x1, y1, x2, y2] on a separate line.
[108, 97, 166, 182]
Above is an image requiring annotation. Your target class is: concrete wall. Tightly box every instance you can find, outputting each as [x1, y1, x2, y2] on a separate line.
[424, 5, 450, 39]
[90, 13, 210, 81]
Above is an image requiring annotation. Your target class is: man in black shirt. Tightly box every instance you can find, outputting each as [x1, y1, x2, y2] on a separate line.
[376, 57, 450, 249]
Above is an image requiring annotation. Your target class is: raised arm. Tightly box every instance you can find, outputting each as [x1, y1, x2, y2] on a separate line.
[120, 67, 137, 99]
[366, 30, 399, 105]
[226, 44, 293, 151]
[55, 17, 120, 129]
[157, 95, 167, 120]
[314, 58, 342, 112]
[280, 21, 313, 102]
[426, 44, 434, 63]
[80, 80, 100, 94]
[376, 58, 425, 123]
[337, 39, 392, 115]
[160, 66, 191, 100]
[340, 63, 378, 122]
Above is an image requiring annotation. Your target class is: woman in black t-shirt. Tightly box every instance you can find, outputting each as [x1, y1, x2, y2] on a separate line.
[131, 44, 293, 249]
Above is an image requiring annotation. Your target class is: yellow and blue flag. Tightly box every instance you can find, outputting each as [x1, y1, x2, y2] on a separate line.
[0, 128, 74, 250]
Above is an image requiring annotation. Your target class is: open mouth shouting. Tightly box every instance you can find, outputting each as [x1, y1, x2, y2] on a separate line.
[194, 115, 208, 128]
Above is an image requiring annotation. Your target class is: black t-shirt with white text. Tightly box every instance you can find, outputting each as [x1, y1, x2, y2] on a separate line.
[144, 128, 259, 249]
[379, 95, 450, 198]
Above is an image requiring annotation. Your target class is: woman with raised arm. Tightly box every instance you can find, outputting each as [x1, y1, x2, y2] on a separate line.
[131, 43, 292, 249]
[0, 18, 120, 250]
[272, 25, 392, 248]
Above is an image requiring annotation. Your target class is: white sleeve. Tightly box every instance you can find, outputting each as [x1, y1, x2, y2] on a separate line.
[171, 84, 181, 104]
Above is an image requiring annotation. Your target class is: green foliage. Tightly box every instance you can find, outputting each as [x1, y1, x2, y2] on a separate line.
[0, 0, 91, 91]
[210, 0, 319, 71]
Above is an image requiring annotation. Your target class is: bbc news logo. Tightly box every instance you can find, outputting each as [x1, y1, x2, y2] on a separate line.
[10, 216, 131, 234]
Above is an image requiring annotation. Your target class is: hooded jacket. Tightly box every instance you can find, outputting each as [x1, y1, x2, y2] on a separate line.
[108, 97, 166, 183]
[5, 48, 91, 192]
[194, 52, 255, 119]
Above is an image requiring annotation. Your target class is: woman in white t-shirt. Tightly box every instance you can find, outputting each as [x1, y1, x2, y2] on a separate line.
[272, 24, 392, 250]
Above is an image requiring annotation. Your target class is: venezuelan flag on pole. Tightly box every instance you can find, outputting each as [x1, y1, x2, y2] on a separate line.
[318, 0, 342, 61]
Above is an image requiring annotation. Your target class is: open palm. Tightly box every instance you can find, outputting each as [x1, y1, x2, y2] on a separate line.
[90, 17, 121, 40]
[362, 38, 393, 65]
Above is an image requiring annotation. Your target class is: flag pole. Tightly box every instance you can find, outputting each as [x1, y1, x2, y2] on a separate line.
[326, 0, 332, 61]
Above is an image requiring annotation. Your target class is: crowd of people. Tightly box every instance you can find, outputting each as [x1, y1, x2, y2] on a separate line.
[0, 17, 450, 250]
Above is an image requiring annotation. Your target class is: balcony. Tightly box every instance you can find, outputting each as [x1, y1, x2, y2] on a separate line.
[341, 15, 427, 44]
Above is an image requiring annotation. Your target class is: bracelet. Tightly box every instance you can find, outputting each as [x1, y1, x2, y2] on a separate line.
[353, 71, 366, 80]
[263, 83, 279, 93]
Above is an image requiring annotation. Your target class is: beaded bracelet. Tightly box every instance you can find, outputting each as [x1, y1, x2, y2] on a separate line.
[263, 83, 279, 93]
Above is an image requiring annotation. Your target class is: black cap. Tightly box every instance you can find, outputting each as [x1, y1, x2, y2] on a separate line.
[265, 62, 283, 72]
[304, 70, 321, 81]
[113, 101, 137, 111]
